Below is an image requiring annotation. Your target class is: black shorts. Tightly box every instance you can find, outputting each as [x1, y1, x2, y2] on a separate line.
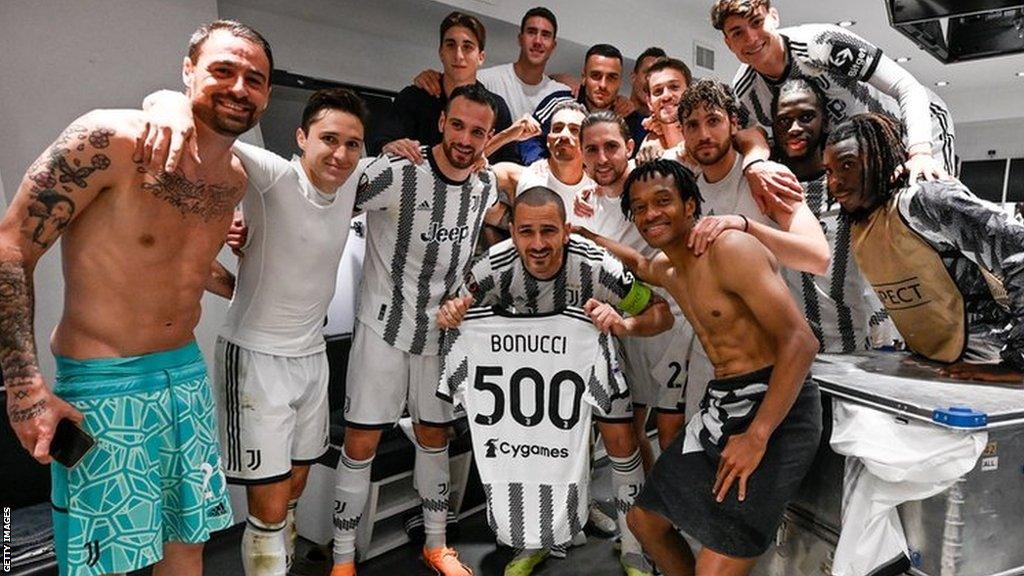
[635, 366, 822, 558]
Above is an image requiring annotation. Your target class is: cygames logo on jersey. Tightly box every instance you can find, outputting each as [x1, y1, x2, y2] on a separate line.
[482, 438, 569, 459]
[421, 222, 471, 243]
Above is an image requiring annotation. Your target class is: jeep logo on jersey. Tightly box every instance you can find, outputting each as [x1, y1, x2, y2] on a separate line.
[482, 438, 570, 459]
[829, 42, 870, 78]
[421, 222, 471, 243]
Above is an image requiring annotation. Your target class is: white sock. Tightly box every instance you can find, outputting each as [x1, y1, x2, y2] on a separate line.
[609, 449, 644, 557]
[333, 448, 373, 565]
[414, 440, 450, 550]
[242, 516, 287, 576]
[285, 498, 298, 568]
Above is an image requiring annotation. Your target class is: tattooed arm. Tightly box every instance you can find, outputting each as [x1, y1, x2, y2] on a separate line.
[0, 111, 127, 462]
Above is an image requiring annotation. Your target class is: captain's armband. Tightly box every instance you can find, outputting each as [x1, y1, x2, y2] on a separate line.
[617, 282, 653, 316]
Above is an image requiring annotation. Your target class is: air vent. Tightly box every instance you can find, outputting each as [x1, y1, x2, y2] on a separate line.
[694, 41, 715, 71]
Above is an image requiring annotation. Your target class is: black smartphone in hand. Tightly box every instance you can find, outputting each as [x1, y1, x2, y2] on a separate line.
[50, 419, 96, 468]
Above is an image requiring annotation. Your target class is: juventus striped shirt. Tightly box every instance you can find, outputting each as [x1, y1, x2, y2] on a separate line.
[438, 308, 627, 548]
[355, 147, 497, 355]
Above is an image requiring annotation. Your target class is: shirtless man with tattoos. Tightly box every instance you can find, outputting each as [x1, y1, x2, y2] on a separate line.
[0, 20, 271, 576]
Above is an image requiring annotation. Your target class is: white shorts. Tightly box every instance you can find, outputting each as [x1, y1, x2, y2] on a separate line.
[344, 320, 459, 428]
[620, 313, 691, 413]
[214, 337, 330, 484]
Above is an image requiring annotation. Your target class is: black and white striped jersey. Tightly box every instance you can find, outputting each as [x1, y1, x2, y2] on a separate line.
[354, 148, 498, 356]
[459, 236, 650, 315]
[732, 24, 955, 172]
[789, 175, 881, 353]
[437, 308, 627, 548]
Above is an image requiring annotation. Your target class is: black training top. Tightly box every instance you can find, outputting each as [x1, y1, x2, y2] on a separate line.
[371, 77, 520, 164]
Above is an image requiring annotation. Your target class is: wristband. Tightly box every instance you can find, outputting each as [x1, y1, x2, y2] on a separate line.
[742, 158, 766, 174]
[740, 214, 749, 233]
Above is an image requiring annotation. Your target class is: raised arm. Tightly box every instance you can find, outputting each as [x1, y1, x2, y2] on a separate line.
[867, 56, 946, 181]
[710, 232, 819, 501]
[0, 110, 132, 462]
[205, 259, 236, 299]
[571, 226, 663, 286]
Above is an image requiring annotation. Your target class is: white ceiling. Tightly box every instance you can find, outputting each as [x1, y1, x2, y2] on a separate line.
[440, 0, 1024, 124]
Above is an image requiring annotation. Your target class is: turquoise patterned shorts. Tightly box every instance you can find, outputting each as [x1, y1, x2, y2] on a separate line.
[51, 342, 233, 576]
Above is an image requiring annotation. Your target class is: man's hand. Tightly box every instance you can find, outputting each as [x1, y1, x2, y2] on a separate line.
[688, 215, 746, 255]
[635, 137, 666, 165]
[226, 210, 247, 257]
[614, 95, 636, 119]
[137, 90, 200, 174]
[437, 295, 474, 329]
[505, 114, 542, 142]
[573, 188, 597, 219]
[584, 298, 627, 336]
[382, 139, 424, 164]
[744, 160, 803, 215]
[713, 430, 768, 502]
[900, 152, 949, 183]
[8, 380, 84, 464]
[941, 362, 1024, 384]
[413, 69, 443, 98]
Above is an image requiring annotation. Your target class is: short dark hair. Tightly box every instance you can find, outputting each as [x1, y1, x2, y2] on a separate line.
[301, 88, 370, 133]
[580, 110, 631, 143]
[514, 186, 566, 222]
[770, 78, 829, 155]
[585, 44, 623, 66]
[189, 20, 274, 78]
[622, 159, 704, 220]
[710, 0, 772, 31]
[826, 113, 908, 206]
[550, 100, 588, 118]
[679, 78, 741, 123]
[440, 11, 487, 51]
[520, 7, 557, 37]
[446, 84, 498, 129]
[645, 57, 693, 88]
[634, 47, 667, 73]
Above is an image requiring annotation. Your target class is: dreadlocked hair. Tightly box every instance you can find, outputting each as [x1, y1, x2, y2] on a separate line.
[621, 159, 704, 220]
[826, 113, 908, 202]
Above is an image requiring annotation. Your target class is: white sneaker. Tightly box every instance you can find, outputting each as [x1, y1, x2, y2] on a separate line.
[587, 501, 618, 536]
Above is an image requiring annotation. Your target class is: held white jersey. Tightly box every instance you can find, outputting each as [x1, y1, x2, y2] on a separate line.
[355, 147, 497, 356]
[460, 236, 651, 315]
[732, 24, 954, 171]
[438, 307, 627, 548]
[515, 159, 597, 218]
[478, 63, 573, 121]
[220, 143, 364, 356]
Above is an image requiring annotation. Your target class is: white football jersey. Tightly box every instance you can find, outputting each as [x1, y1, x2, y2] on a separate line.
[438, 308, 627, 548]
[354, 148, 497, 355]
[732, 23, 954, 171]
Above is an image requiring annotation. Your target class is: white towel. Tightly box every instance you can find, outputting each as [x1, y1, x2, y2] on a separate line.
[829, 399, 986, 576]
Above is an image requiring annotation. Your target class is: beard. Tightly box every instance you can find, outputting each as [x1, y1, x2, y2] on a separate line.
[442, 139, 479, 169]
[194, 95, 258, 137]
[692, 138, 731, 167]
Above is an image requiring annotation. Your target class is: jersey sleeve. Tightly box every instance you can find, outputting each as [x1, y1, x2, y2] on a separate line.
[900, 181, 1024, 369]
[354, 155, 398, 212]
[437, 328, 470, 406]
[865, 55, 935, 149]
[585, 331, 629, 417]
[232, 142, 293, 195]
[802, 24, 883, 82]
[458, 252, 501, 307]
[595, 249, 653, 316]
